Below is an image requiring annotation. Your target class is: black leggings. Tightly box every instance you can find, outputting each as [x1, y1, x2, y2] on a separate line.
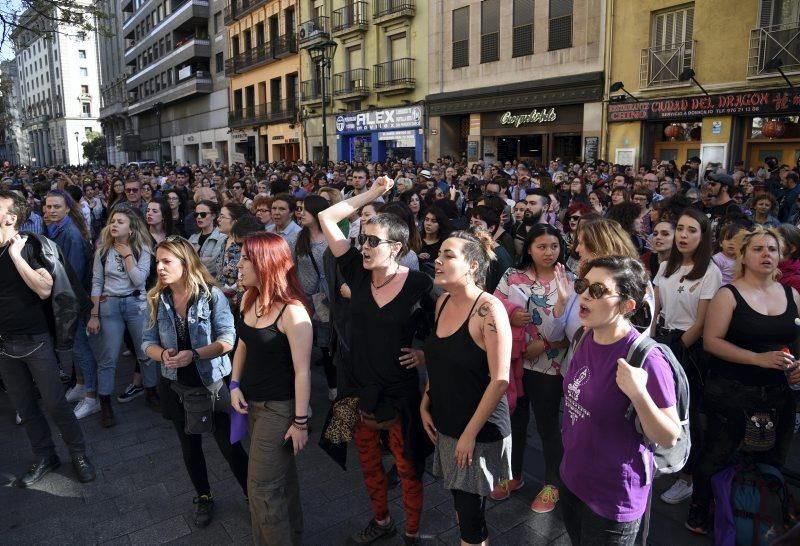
[319, 346, 336, 389]
[452, 490, 488, 544]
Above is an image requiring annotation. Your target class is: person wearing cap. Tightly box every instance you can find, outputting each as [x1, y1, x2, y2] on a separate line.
[778, 171, 800, 223]
[417, 169, 434, 190]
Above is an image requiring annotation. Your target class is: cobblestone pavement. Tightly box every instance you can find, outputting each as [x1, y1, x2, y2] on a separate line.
[1, 355, 797, 545]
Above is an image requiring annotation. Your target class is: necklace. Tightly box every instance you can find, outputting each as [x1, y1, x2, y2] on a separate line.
[255, 304, 266, 318]
[372, 269, 398, 290]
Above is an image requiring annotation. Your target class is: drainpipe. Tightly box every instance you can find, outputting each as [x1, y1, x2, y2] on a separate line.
[601, 0, 613, 163]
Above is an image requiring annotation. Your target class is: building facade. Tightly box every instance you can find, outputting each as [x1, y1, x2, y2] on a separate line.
[97, 0, 133, 166]
[122, 0, 230, 164]
[298, 0, 429, 163]
[0, 60, 30, 165]
[225, 0, 300, 164]
[11, 5, 103, 166]
[426, 0, 605, 166]
[606, 0, 800, 170]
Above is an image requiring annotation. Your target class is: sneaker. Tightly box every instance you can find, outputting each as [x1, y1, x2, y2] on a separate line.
[74, 398, 101, 419]
[65, 384, 87, 403]
[350, 518, 396, 544]
[328, 388, 338, 401]
[116, 384, 144, 403]
[15, 412, 22, 425]
[71, 454, 96, 483]
[531, 485, 560, 513]
[122, 349, 132, 357]
[685, 503, 709, 535]
[490, 478, 525, 501]
[193, 494, 214, 528]
[660, 478, 693, 505]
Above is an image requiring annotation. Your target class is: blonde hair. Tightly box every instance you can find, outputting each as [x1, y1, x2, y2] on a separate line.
[318, 186, 343, 205]
[732, 225, 784, 281]
[146, 236, 217, 325]
[575, 216, 638, 275]
[98, 207, 153, 263]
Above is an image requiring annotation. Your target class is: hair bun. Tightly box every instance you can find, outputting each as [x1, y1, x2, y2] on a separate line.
[471, 228, 497, 262]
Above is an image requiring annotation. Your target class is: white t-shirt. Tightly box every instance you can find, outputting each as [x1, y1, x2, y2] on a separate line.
[653, 261, 722, 331]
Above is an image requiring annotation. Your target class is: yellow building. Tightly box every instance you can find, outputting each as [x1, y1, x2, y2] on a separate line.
[225, 0, 301, 163]
[298, 0, 428, 163]
[606, 0, 800, 170]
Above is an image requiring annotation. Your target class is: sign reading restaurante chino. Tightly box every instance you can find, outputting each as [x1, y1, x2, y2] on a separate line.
[500, 107, 558, 127]
[608, 88, 800, 122]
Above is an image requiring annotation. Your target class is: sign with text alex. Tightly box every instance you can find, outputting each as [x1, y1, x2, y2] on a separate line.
[608, 88, 800, 122]
[335, 105, 423, 134]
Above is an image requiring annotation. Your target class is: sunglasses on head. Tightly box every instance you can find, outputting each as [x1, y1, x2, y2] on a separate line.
[574, 278, 619, 299]
[193, 211, 210, 219]
[358, 234, 397, 248]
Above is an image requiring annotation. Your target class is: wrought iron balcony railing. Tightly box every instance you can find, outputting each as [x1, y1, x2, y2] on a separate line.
[639, 40, 695, 88]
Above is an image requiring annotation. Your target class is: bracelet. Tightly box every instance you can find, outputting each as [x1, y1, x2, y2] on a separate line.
[91, 313, 99, 317]
[293, 414, 308, 419]
[123, 254, 132, 260]
[291, 422, 308, 431]
[230, 380, 240, 390]
[160, 348, 169, 362]
[293, 418, 309, 425]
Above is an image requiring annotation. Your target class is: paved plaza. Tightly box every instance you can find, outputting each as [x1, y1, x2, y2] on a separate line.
[1, 355, 797, 545]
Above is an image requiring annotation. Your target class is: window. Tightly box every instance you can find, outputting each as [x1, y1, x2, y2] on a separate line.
[79, 67, 88, 77]
[215, 52, 224, 73]
[214, 11, 222, 34]
[548, 0, 573, 50]
[81, 85, 89, 94]
[82, 103, 91, 116]
[78, 49, 86, 58]
[513, 0, 534, 57]
[646, 5, 694, 86]
[85, 127, 91, 133]
[481, 0, 500, 63]
[452, 7, 469, 68]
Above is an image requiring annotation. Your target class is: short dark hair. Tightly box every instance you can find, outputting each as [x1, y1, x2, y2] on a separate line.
[366, 212, 410, 258]
[272, 193, 296, 211]
[583, 255, 649, 317]
[526, 188, 551, 206]
[0, 189, 29, 230]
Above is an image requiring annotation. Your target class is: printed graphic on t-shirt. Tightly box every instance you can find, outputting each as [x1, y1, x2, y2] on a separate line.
[565, 365, 591, 425]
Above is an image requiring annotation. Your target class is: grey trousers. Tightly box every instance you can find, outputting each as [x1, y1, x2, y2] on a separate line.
[247, 399, 303, 546]
[0, 333, 86, 457]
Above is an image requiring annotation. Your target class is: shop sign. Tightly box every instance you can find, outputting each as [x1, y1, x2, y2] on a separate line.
[584, 136, 599, 164]
[499, 108, 558, 127]
[377, 130, 416, 141]
[608, 88, 800, 122]
[335, 105, 423, 134]
[272, 136, 284, 141]
[231, 130, 248, 143]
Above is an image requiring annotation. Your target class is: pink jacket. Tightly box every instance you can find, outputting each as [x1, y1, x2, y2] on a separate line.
[500, 297, 526, 415]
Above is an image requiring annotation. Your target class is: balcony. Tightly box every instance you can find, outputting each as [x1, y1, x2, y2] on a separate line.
[300, 79, 331, 105]
[373, 0, 414, 25]
[224, 36, 295, 76]
[23, 114, 50, 127]
[332, 1, 368, 38]
[123, 0, 209, 57]
[265, 99, 297, 123]
[373, 58, 415, 93]
[639, 40, 695, 89]
[747, 22, 800, 78]
[223, 0, 268, 24]
[334, 68, 370, 99]
[273, 33, 297, 58]
[127, 38, 211, 88]
[127, 71, 213, 116]
[79, 93, 92, 101]
[299, 16, 329, 47]
[229, 100, 297, 127]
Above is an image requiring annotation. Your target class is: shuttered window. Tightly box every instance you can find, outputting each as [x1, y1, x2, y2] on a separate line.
[513, 0, 534, 57]
[652, 5, 694, 48]
[452, 6, 469, 68]
[481, 0, 499, 63]
[548, 0, 572, 51]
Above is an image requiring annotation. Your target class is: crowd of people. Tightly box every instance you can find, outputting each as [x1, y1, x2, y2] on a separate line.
[1, 152, 800, 545]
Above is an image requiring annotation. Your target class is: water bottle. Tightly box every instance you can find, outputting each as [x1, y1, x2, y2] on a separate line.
[781, 347, 800, 391]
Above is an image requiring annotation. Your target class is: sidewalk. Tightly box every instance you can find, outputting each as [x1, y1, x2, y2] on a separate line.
[1, 356, 797, 544]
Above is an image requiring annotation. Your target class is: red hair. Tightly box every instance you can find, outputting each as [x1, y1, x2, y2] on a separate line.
[241, 232, 307, 314]
[563, 202, 593, 233]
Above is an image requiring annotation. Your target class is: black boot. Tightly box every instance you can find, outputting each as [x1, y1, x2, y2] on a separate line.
[72, 454, 96, 483]
[193, 494, 214, 528]
[15, 454, 61, 488]
[99, 395, 116, 428]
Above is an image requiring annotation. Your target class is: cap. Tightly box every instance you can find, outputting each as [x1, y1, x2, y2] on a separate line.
[688, 156, 701, 164]
[707, 172, 735, 188]
[419, 170, 433, 179]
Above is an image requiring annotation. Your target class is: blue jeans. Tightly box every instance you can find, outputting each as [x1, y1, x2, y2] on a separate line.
[73, 318, 97, 393]
[91, 294, 157, 396]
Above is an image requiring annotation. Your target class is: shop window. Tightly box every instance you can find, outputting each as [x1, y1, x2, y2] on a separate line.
[480, 0, 499, 63]
[513, 0, 534, 57]
[548, 0, 572, 51]
[452, 6, 469, 68]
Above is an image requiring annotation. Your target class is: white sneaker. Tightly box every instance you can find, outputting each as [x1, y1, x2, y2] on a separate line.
[660, 478, 693, 504]
[65, 384, 87, 403]
[15, 412, 22, 425]
[328, 388, 338, 402]
[122, 349, 132, 357]
[74, 398, 101, 419]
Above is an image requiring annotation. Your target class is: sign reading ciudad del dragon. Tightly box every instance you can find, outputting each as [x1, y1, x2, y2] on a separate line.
[607, 88, 800, 122]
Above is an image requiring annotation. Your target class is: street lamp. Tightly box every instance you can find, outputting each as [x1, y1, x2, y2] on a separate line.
[153, 102, 164, 166]
[307, 39, 337, 166]
[74, 131, 79, 165]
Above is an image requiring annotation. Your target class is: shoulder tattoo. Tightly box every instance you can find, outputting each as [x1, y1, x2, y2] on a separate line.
[474, 300, 498, 333]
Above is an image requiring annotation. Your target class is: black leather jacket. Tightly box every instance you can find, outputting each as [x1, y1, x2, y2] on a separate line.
[22, 232, 92, 351]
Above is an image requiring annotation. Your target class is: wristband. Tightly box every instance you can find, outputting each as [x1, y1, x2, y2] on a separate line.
[91, 313, 99, 317]
[161, 348, 169, 362]
[230, 380, 240, 390]
[123, 254, 132, 260]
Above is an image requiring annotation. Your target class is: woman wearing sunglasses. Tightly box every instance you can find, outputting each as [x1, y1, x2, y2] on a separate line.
[318, 176, 433, 545]
[561, 256, 680, 545]
[490, 224, 574, 514]
[141, 237, 248, 529]
[188, 200, 227, 278]
[652, 208, 721, 506]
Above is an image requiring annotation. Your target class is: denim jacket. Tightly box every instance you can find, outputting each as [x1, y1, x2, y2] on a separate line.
[189, 228, 227, 278]
[141, 286, 236, 386]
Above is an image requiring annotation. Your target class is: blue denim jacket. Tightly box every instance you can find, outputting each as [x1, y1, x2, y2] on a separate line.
[141, 286, 236, 386]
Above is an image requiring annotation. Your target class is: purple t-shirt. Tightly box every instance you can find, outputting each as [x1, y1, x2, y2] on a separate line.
[560, 328, 676, 522]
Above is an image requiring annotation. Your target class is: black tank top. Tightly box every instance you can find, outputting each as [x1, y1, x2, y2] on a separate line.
[710, 284, 800, 386]
[424, 294, 511, 442]
[238, 305, 295, 401]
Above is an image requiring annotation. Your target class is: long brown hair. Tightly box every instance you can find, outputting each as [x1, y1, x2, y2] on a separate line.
[663, 208, 713, 281]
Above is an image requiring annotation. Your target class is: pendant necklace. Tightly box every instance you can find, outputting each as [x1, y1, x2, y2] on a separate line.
[372, 269, 398, 290]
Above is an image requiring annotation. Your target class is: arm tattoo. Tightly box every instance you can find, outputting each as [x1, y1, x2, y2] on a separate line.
[475, 302, 491, 318]
[474, 300, 498, 333]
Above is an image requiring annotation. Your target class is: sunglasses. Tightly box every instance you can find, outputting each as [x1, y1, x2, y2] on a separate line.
[125, 188, 140, 193]
[358, 234, 397, 248]
[574, 278, 620, 299]
[568, 215, 581, 221]
[193, 212, 210, 219]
